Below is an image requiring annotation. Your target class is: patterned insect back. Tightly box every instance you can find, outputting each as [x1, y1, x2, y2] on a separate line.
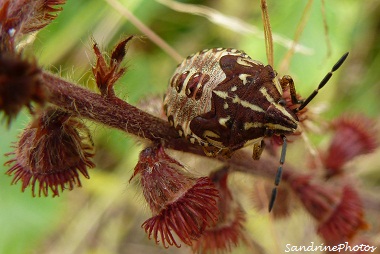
[164, 48, 299, 157]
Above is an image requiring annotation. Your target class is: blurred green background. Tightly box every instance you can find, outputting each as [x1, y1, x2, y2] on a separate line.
[1, 0, 379, 253]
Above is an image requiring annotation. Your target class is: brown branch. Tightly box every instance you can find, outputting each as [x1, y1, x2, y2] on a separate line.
[41, 71, 206, 155]
[42, 72, 176, 140]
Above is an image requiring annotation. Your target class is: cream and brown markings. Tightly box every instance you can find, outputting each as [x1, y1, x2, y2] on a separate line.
[165, 48, 242, 143]
[164, 48, 299, 156]
[164, 47, 349, 212]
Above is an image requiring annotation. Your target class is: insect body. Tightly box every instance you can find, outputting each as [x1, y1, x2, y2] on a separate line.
[163, 47, 348, 211]
[164, 48, 297, 156]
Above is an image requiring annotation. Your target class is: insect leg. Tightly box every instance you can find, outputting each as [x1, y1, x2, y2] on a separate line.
[252, 140, 266, 160]
[279, 75, 303, 105]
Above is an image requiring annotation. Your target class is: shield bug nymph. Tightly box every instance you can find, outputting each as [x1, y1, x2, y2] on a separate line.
[163, 47, 349, 211]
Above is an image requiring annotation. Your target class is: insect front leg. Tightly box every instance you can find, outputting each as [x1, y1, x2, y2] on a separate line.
[279, 75, 303, 105]
[252, 140, 265, 160]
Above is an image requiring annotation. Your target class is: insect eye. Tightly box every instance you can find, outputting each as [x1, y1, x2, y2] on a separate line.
[278, 99, 286, 106]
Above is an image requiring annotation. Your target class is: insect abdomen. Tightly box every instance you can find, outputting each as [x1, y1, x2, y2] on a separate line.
[163, 48, 273, 151]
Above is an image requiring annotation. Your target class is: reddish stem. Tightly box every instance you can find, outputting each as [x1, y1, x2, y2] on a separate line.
[41, 71, 208, 157]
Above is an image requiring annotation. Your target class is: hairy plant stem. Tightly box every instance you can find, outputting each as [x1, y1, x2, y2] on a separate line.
[41, 71, 291, 181]
[42, 72, 209, 156]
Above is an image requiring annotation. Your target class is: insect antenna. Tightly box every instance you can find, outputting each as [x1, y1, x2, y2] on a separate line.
[294, 52, 349, 113]
[268, 53, 349, 212]
[268, 135, 287, 212]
